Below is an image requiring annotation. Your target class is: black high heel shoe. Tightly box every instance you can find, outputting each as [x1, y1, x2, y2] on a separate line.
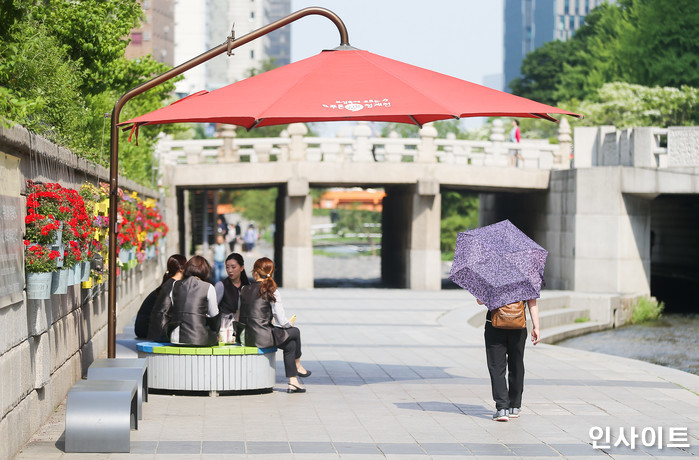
[297, 369, 312, 378]
[287, 383, 306, 393]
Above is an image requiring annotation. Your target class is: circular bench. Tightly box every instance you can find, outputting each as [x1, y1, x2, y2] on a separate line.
[137, 342, 277, 395]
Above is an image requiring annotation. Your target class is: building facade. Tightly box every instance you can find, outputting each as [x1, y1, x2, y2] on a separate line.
[124, 0, 176, 66]
[503, 0, 615, 92]
[172, 0, 291, 96]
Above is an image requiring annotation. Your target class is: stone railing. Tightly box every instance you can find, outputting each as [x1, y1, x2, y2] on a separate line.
[573, 126, 699, 168]
[155, 118, 574, 170]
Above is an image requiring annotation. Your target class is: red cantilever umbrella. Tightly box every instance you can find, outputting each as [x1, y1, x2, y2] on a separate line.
[121, 46, 580, 132]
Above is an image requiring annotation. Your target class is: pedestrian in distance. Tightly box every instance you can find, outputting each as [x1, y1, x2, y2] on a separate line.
[237, 257, 311, 393]
[479, 298, 541, 422]
[212, 234, 227, 282]
[509, 119, 523, 167]
[243, 223, 258, 254]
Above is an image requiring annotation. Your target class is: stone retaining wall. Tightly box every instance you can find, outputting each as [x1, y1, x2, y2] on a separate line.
[0, 124, 174, 460]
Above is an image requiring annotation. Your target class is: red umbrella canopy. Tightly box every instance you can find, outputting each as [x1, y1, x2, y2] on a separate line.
[121, 47, 581, 131]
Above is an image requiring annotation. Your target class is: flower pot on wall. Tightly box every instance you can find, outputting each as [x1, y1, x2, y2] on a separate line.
[51, 269, 68, 295]
[81, 261, 90, 282]
[118, 248, 130, 264]
[26, 272, 53, 300]
[71, 265, 81, 285]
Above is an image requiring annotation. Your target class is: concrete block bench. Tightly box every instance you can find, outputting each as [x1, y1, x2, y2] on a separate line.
[137, 342, 276, 395]
[87, 358, 148, 419]
[65, 379, 138, 453]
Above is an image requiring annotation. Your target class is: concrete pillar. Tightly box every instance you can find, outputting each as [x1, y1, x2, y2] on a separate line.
[556, 117, 572, 169]
[253, 142, 273, 163]
[489, 119, 506, 166]
[408, 179, 442, 290]
[352, 122, 374, 162]
[632, 127, 659, 167]
[417, 123, 438, 163]
[184, 143, 203, 164]
[218, 124, 238, 162]
[384, 130, 402, 163]
[280, 178, 313, 289]
[573, 168, 651, 294]
[278, 129, 289, 162]
[287, 123, 308, 161]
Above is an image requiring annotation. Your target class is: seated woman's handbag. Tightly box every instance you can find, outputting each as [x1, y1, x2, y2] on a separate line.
[491, 300, 527, 329]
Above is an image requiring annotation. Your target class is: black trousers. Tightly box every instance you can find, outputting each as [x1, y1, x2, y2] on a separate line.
[277, 326, 302, 378]
[484, 322, 527, 410]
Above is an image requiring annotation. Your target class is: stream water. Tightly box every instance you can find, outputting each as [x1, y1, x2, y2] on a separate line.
[556, 314, 699, 376]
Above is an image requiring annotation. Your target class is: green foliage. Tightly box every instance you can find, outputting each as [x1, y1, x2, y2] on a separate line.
[334, 208, 381, 235]
[1, 21, 85, 145]
[574, 316, 590, 323]
[619, 0, 699, 89]
[224, 188, 278, 230]
[631, 296, 665, 324]
[0, 0, 182, 185]
[509, 40, 572, 105]
[511, 0, 699, 107]
[565, 83, 698, 128]
[440, 191, 478, 255]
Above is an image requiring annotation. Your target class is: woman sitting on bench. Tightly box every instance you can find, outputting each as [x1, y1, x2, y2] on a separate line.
[168, 255, 219, 346]
[238, 257, 311, 393]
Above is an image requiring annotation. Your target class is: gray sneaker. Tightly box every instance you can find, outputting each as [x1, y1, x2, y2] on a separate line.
[493, 409, 509, 421]
[509, 408, 521, 418]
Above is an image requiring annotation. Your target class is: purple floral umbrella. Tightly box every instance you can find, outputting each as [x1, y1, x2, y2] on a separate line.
[448, 220, 548, 310]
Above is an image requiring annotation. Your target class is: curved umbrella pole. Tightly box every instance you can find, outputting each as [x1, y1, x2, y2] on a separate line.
[106, 7, 349, 358]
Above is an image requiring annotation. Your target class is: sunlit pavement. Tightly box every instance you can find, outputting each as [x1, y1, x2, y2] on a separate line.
[16, 288, 698, 459]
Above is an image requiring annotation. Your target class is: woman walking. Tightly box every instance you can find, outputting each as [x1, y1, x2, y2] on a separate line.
[481, 298, 540, 421]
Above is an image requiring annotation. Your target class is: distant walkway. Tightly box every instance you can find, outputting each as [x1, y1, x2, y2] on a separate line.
[17, 289, 698, 458]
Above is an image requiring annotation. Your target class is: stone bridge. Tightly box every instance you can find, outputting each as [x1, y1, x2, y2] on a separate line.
[157, 120, 699, 311]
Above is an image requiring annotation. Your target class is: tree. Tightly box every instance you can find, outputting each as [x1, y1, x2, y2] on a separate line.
[0, 0, 181, 185]
[565, 82, 698, 128]
[440, 191, 478, 255]
[222, 188, 278, 230]
[510, 0, 699, 106]
[509, 40, 571, 105]
[620, 0, 699, 88]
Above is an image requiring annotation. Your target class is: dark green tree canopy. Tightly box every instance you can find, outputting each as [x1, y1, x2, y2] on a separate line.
[1, 0, 181, 185]
[511, 0, 699, 117]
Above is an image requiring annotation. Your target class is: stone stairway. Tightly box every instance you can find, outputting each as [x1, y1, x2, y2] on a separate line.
[535, 296, 608, 344]
[467, 292, 616, 344]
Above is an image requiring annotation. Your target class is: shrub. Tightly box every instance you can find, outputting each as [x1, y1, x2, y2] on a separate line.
[631, 297, 665, 324]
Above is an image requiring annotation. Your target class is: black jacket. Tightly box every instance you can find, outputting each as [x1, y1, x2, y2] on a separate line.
[238, 282, 288, 348]
[169, 276, 218, 346]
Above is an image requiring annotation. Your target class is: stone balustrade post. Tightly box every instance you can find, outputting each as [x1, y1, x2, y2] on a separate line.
[184, 143, 204, 164]
[489, 119, 506, 166]
[352, 122, 374, 162]
[218, 124, 238, 162]
[417, 123, 438, 163]
[384, 130, 402, 162]
[278, 129, 289, 162]
[443, 132, 456, 163]
[288, 123, 308, 161]
[556, 117, 572, 169]
[254, 143, 273, 162]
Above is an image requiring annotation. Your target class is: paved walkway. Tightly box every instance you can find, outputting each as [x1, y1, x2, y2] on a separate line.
[16, 288, 699, 459]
